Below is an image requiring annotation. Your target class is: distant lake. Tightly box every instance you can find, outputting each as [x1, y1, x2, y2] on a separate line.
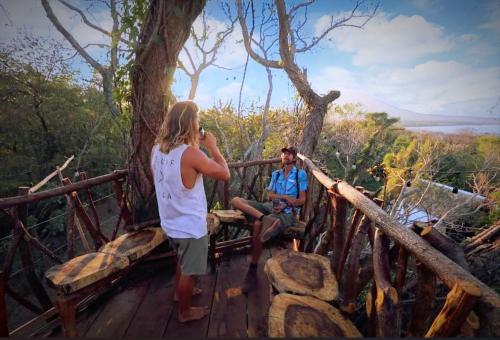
[406, 125, 500, 135]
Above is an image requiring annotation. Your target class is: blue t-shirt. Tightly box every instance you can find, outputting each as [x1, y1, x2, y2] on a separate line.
[267, 166, 308, 214]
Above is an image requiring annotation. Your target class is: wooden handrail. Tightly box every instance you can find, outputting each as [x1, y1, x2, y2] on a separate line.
[0, 170, 127, 209]
[227, 158, 280, 168]
[296, 153, 500, 313]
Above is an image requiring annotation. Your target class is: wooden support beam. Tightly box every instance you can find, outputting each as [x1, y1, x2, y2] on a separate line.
[61, 178, 91, 254]
[0, 272, 8, 337]
[79, 172, 101, 232]
[394, 244, 409, 297]
[408, 261, 436, 337]
[337, 207, 362, 284]
[425, 282, 482, 337]
[113, 176, 133, 226]
[327, 190, 347, 277]
[465, 222, 499, 252]
[71, 192, 108, 250]
[373, 228, 399, 337]
[5, 284, 43, 315]
[16, 187, 52, 311]
[341, 215, 371, 314]
[420, 226, 469, 270]
[227, 157, 280, 168]
[0, 170, 127, 209]
[2, 226, 23, 279]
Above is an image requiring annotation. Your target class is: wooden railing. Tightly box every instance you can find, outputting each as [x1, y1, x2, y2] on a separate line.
[294, 153, 500, 337]
[0, 170, 132, 336]
[1, 155, 498, 337]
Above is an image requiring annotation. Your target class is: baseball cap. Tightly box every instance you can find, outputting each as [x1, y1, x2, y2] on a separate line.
[281, 146, 297, 156]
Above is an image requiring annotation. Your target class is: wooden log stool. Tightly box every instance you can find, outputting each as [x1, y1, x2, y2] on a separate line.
[264, 249, 338, 301]
[268, 293, 362, 337]
[45, 227, 167, 337]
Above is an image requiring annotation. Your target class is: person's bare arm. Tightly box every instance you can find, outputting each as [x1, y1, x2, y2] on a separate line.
[188, 132, 230, 181]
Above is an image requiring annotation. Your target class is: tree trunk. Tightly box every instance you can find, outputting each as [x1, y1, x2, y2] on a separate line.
[129, 0, 205, 220]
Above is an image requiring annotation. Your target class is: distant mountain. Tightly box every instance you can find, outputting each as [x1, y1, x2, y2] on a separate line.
[328, 89, 500, 126]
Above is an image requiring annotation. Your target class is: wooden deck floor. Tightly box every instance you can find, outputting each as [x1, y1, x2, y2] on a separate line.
[44, 244, 286, 338]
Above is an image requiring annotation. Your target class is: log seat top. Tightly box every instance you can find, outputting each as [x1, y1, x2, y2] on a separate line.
[268, 293, 362, 338]
[211, 209, 246, 223]
[264, 249, 338, 301]
[98, 227, 166, 262]
[45, 252, 129, 294]
[211, 209, 306, 236]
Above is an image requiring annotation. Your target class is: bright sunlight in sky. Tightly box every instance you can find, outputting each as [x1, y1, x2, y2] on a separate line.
[1, 0, 499, 119]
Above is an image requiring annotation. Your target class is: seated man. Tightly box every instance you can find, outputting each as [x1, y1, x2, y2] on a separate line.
[231, 146, 307, 269]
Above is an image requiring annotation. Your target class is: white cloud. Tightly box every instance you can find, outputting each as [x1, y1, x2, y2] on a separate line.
[315, 12, 455, 66]
[310, 61, 500, 116]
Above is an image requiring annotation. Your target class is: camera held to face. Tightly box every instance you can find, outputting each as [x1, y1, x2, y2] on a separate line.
[199, 126, 206, 140]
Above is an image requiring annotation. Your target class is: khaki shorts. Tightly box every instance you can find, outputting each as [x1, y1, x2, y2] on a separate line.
[169, 234, 208, 276]
[245, 200, 296, 232]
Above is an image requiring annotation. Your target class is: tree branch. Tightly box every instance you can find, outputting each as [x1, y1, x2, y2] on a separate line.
[57, 0, 129, 44]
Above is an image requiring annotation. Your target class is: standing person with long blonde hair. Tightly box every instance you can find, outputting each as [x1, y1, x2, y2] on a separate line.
[151, 101, 230, 322]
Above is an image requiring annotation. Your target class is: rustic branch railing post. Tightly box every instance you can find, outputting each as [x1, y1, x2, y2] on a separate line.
[408, 260, 437, 336]
[79, 172, 101, 233]
[394, 244, 409, 296]
[327, 188, 347, 276]
[61, 178, 91, 254]
[340, 214, 371, 314]
[0, 271, 8, 337]
[16, 187, 52, 311]
[373, 228, 400, 337]
[113, 174, 133, 226]
[425, 282, 482, 337]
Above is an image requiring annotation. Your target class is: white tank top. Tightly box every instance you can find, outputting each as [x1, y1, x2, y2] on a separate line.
[151, 144, 207, 238]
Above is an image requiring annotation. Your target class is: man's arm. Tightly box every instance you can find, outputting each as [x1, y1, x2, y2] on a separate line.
[187, 132, 230, 181]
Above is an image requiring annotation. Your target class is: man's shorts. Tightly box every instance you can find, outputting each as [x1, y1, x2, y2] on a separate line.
[169, 234, 208, 276]
[245, 200, 297, 233]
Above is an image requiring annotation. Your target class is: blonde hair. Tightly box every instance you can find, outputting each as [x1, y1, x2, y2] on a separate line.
[155, 101, 200, 153]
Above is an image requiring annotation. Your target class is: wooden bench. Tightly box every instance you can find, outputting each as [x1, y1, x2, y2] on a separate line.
[44, 213, 222, 337]
[45, 226, 167, 337]
[209, 209, 307, 268]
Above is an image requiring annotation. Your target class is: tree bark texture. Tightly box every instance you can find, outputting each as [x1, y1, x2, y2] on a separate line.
[425, 282, 482, 337]
[408, 261, 436, 337]
[373, 228, 399, 337]
[129, 0, 205, 220]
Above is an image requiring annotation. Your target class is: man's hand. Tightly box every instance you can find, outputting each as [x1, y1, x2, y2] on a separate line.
[200, 132, 217, 153]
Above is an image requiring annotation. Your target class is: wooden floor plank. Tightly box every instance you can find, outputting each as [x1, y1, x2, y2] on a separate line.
[163, 261, 217, 338]
[246, 247, 273, 337]
[84, 280, 149, 337]
[207, 252, 249, 338]
[124, 268, 176, 337]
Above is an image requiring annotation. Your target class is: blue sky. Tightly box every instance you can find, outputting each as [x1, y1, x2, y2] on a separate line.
[1, 0, 499, 119]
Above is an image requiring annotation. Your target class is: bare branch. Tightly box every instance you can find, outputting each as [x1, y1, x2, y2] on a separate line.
[41, 0, 105, 73]
[296, 0, 379, 53]
[236, 0, 282, 69]
[57, 0, 130, 44]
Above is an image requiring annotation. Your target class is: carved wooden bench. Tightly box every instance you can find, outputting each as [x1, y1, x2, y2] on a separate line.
[209, 209, 307, 268]
[45, 226, 167, 337]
